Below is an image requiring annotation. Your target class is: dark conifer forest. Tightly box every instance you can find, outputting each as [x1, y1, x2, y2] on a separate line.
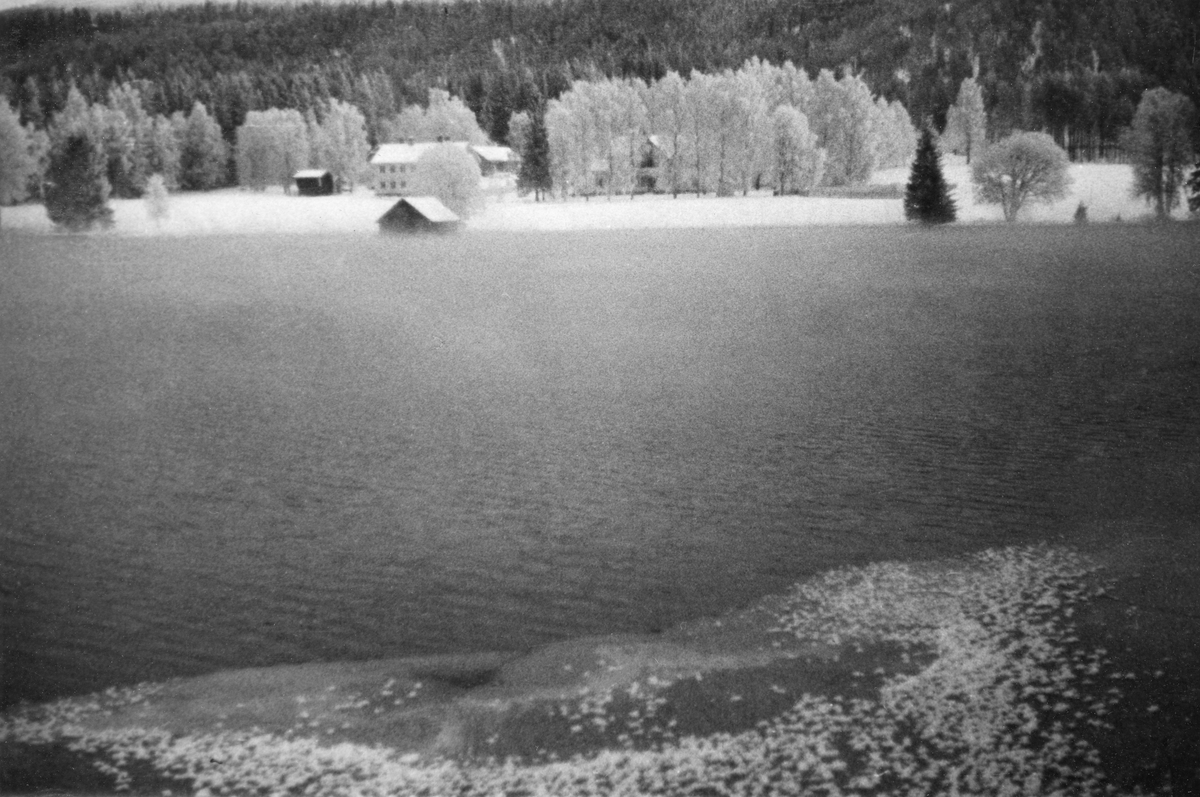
[2, 0, 1197, 156]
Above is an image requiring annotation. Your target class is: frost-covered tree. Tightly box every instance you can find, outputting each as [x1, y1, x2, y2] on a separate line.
[0, 96, 37, 228]
[50, 85, 99, 146]
[1122, 88, 1196, 219]
[873, 99, 917, 170]
[771, 105, 825, 194]
[146, 115, 180, 190]
[648, 70, 690, 197]
[309, 99, 369, 191]
[811, 70, 877, 186]
[414, 142, 483, 218]
[384, 89, 488, 145]
[235, 115, 275, 191]
[971, 131, 1071, 222]
[729, 68, 772, 195]
[506, 111, 532, 161]
[685, 71, 720, 196]
[45, 131, 113, 231]
[175, 102, 228, 191]
[94, 101, 139, 199]
[618, 77, 649, 198]
[105, 82, 155, 197]
[144, 172, 169, 225]
[544, 101, 576, 198]
[905, 127, 956, 224]
[24, 125, 50, 201]
[583, 79, 634, 198]
[944, 78, 988, 164]
[770, 61, 814, 114]
[352, 71, 396, 146]
[706, 71, 746, 197]
[236, 108, 308, 192]
[545, 87, 599, 198]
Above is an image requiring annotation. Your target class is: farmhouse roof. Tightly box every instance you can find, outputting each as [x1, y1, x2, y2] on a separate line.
[378, 196, 461, 224]
[370, 141, 470, 165]
[294, 169, 332, 179]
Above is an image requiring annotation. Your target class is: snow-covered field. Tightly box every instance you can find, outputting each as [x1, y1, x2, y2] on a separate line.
[1, 159, 1181, 237]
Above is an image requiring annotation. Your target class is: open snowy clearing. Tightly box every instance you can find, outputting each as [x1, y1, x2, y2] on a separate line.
[1, 159, 1182, 237]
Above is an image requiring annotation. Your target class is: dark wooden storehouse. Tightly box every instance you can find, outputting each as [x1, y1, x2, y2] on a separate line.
[377, 196, 462, 234]
[294, 169, 335, 196]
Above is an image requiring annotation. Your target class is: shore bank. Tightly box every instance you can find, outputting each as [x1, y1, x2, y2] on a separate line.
[1, 161, 1182, 237]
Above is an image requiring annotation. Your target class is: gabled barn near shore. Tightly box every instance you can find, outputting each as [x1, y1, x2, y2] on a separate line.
[377, 196, 461, 233]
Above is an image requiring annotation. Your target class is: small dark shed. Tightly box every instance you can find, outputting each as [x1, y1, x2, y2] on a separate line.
[294, 169, 335, 196]
[377, 196, 462, 234]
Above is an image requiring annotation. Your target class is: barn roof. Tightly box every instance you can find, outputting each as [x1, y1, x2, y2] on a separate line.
[405, 196, 460, 222]
[294, 169, 332, 179]
[377, 196, 461, 225]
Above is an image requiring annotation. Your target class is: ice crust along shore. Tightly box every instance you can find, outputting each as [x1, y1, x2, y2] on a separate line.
[0, 545, 1169, 796]
[1, 161, 1180, 237]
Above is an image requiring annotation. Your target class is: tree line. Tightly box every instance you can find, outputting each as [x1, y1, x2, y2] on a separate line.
[0, 78, 498, 208]
[906, 86, 1197, 225]
[533, 60, 916, 200]
[4, 77, 1197, 230]
[1, 0, 1196, 162]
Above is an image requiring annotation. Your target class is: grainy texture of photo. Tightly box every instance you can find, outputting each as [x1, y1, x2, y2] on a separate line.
[2, 0, 1199, 794]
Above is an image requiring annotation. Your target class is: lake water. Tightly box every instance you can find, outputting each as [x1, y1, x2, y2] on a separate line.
[2, 224, 1198, 708]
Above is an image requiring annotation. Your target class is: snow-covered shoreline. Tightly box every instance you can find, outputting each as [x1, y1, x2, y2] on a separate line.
[2, 161, 1179, 238]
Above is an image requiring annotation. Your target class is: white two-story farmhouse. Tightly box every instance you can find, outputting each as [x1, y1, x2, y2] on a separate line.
[370, 139, 519, 196]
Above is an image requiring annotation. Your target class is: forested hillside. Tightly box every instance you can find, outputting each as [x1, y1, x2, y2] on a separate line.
[2, 0, 1196, 156]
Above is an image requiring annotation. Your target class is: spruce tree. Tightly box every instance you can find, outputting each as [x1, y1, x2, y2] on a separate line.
[904, 127, 956, 224]
[518, 110, 552, 201]
[44, 131, 113, 231]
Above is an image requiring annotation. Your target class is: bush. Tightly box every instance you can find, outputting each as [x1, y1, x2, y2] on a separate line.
[414, 143, 483, 218]
[144, 173, 170, 224]
[971, 132, 1070, 222]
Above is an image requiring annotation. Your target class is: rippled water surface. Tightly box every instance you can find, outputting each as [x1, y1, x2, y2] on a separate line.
[2, 224, 1198, 707]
